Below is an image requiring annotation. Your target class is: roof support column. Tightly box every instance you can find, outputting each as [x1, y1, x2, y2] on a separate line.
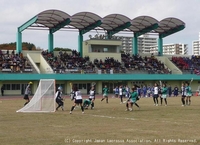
[78, 32, 83, 57]
[16, 31, 22, 54]
[158, 36, 163, 56]
[48, 32, 54, 52]
[132, 33, 138, 56]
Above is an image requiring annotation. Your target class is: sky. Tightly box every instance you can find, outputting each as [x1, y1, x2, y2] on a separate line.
[0, 0, 200, 54]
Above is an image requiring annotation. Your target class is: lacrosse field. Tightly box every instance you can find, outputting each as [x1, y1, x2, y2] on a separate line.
[0, 95, 200, 145]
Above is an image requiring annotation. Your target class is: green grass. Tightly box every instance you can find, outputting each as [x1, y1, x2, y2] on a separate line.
[0, 96, 200, 145]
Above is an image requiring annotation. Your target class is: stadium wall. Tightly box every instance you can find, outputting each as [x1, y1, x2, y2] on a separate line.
[0, 74, 200, 95]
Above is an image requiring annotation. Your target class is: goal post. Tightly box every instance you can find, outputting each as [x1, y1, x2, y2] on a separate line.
[16, 79, 56, 113]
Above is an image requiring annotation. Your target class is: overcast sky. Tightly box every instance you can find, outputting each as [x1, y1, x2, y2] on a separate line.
[0, 0, 200, 54]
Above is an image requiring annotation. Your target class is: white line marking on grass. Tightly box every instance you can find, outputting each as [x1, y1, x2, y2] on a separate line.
[86, 114, 135, 121]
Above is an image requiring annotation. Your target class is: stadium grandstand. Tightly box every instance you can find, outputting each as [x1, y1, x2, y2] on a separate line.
[1, 9, 200, 96]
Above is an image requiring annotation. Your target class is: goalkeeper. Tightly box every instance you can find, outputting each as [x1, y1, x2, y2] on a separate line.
[55, 86, 64, 111]
[23, 82, 32, 106]
[125, 86, 140, 111]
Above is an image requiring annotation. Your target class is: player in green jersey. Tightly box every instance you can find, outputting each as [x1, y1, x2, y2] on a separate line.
[101, 85, 109, 103]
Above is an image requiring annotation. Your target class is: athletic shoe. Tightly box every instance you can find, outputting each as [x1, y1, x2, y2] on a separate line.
[82, 112, 84, 114]
[181, 105, 185, 107]
[129, 108, 133, 111]
[156, 104, 158, 106]
[69, 111, 72, 114]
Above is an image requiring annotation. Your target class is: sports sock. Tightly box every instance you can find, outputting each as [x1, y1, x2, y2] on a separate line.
[71, 106, 75, 111]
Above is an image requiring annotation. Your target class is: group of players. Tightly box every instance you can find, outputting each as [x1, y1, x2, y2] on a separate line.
[54, 84, 141, 113]
[53, 81, 192, 114]
[23, 81, 193, 113]
[54, 81, 193, 114]
[55, 85, 96, 114]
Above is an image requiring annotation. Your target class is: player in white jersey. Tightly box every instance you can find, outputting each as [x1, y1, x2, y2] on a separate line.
[89, 86, 95, 109]
[70, 86, 84, 114]
[181, 82, 186, 106]
[153, 83, 159, 106]
[119, 85, 123, 104]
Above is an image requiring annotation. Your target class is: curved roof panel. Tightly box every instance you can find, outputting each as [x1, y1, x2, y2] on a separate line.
[70, 12, 102, 29]
[19, 9, 185, 37]
[154, 17, 185, 33]
[101, 14, 131, 30]
[129, 16, 159, 32]
[35, 9, 71, 28]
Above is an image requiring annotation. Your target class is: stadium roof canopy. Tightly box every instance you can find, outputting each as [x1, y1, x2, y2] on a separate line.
[18, 9, 185, 36]
[17, 9, 185, 56]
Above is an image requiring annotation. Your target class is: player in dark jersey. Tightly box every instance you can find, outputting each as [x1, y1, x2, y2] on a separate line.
[23, 82, 32, 106]
[173, 85, 179, 97]
[55, 86, 64, 111]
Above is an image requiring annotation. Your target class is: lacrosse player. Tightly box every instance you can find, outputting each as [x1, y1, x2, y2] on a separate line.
[101, 85, 109, 103]
[70, 86, 84, 114]
[153, 83, 159, 106]
[119, 85, 123, 104]
[125, 86, 140, 111]
[181, 82, 186, 106]
[55, 86, 64, 111]
[173, 85, 179, 97]
[160, 83, 168, 106]
[83, 99, 91, 109]
[185, 82, 192, 105]
[113, 86, 119, 98]
[23, 82, 32, 106]
[89, 86, 95, 109]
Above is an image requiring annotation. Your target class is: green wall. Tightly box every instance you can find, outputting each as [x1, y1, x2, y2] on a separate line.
[0, 73, 199, 81]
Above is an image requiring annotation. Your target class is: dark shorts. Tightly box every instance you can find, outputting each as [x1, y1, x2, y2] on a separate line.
[153, 94, 159, 98]
[75, 99, 82, 104]
[56, 99, 63, 106]
[182, 95, 186, 98]
[24, 94, 29, 100]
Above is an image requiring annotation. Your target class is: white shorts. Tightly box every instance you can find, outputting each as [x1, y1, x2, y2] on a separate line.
[103, 94, 108, 97]
[186, 93, 192, 97]
[89, 96, 95, 99]
[161, 94, 167, 99]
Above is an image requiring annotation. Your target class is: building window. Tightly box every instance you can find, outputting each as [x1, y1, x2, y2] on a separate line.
[4, 84, 20, 90]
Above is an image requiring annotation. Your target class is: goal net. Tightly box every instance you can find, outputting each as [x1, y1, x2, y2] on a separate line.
[16, 79, 56, 113]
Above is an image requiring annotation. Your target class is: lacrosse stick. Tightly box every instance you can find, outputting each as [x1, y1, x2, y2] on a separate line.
[91, 82, 96, 87]
[123, 99, 130, 104]
[159, 80, 162, 87]
[189, 78, 193, 85]
[69, 82, 74, 100]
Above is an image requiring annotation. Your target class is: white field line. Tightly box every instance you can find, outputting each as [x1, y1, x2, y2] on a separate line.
[85, 114, 191, 125]
[86, 114, 135, 121]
